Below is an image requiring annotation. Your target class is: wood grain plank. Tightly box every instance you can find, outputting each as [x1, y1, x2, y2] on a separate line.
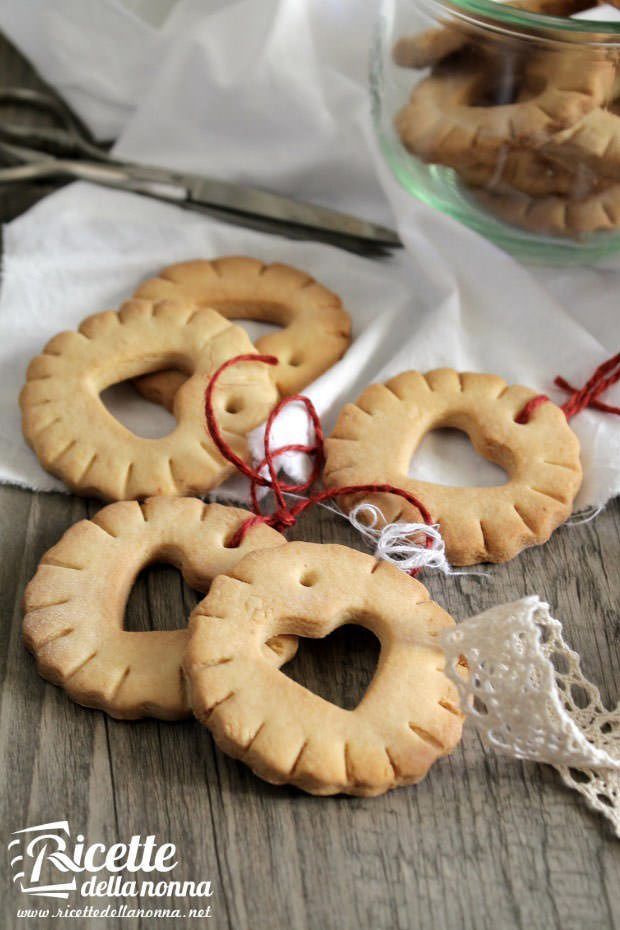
[0, 492, 123, 930]
[3, 447, 620, 930]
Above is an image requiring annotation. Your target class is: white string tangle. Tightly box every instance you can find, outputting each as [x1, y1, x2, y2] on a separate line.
[348, 502, 488, 578]
[250, 411, 489, 578]
[565, 504, 604, 526]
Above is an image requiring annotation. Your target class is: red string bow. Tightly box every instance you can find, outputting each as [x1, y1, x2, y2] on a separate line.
[204, 354, 434, 570]
[516, 352, 620, 424]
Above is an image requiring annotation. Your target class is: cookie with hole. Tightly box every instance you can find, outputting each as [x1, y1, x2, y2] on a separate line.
[392, 0, 602, 71]
[542, 85, 620, 183]
[131, 256, 351, 412]
[323, 369, 582, 566]
[22, 498, 297, 720]
[456, 147, 604, 198]
[395, 47, 616, 170]
[20, 297, 277, 500]
[184, 541, 464, 796]
[473, 180, 620, 235]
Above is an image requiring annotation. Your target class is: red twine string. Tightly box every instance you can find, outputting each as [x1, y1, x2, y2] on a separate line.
[205, 352, 620, 569]
[204, 354, 434, 572]
[516, 352, 620, 424]
[514, 393, 551, 425]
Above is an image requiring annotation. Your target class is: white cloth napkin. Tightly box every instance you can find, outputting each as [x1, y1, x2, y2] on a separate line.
[0, 0, 618, 509]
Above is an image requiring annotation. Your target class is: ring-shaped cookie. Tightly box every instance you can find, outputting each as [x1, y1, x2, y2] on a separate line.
[392, 0, 598, 70]
[23, 498, 297, 720]
[185, 541, 464, 796]
[324, 369, 582, 565]
[132, 256, 351, 411]
[474, 181, 620, 236]
[458, 148, 600, 198]
[395, 51, 615, 168]
[20, 297, 277, 500]
[544, 95, 620, 182]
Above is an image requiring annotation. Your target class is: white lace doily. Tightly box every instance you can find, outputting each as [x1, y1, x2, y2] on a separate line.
[441, 597, 620, 835]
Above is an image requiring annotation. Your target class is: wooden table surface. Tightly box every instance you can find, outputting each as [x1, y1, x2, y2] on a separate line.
[1, 32, 619, 930]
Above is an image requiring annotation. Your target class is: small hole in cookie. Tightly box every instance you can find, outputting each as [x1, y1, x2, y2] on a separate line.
[209, 309, 284, 341]
[299, 571, 318, 587]
[288, 354, 303, 368]
[468, 52, 522, 107]
[409, 428, 507, 488]
[282, 624, 380, 711]
[101, 379, 177, 439]
[225, 397, 245, 415]
[222, 532, 241, 549]
[473, 83, 519, 108]
[124, 562, 203, 633]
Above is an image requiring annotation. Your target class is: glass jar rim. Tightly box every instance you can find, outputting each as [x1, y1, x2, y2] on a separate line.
[424, 0, 620, 39]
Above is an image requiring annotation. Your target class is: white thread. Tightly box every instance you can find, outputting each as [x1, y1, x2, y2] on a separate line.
[565, 505, 604, 526]
[348, 502, 487, 577]
[278, 494, 486, 577]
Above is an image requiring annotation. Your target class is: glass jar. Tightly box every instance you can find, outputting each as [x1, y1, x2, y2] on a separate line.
[371, 0, 620, 262]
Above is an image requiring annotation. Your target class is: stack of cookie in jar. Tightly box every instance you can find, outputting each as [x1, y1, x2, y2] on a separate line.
[18, 255, 583, 797]
[393, 0, 620, 238]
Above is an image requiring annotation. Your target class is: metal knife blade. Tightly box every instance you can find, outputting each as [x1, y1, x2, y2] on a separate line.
[184, 175, 400, 247]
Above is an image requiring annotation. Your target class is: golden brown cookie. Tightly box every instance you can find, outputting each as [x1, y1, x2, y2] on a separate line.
[23, 498, 297, 720]
[392, 1, 602, 70]
[132, 257, 351, 412]
[543, 96, 620, 182]
[393, 26, 469, 71]
[395, 50, 615, 169]
[457, 148, 602, 198]
[474, 182, 620, 235]
[184, 541, 464, 796]
[20, 297, 277, 500]
[323, 369, 582, 566]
